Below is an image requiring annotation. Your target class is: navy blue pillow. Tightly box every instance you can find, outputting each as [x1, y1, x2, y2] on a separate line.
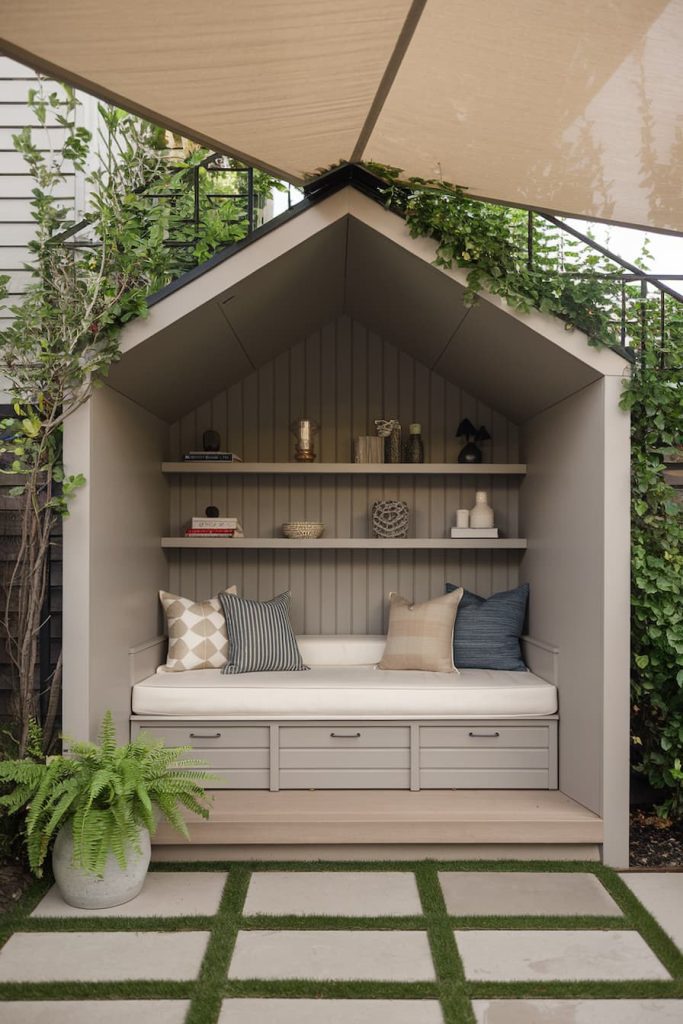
[445, 582, 529, 670]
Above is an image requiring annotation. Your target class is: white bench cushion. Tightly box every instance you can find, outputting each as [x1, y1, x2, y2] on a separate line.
[131, 665, 557, 719]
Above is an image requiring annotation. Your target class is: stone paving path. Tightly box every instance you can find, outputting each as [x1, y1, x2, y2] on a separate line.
[0, 864, 681, 1023]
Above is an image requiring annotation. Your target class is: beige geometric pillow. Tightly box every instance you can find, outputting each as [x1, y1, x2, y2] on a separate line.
[378, 589, 464, 673]
[158, 587, 237, 672]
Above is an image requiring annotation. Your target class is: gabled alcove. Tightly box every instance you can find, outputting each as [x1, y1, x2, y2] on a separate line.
[62, 174, 631, 865]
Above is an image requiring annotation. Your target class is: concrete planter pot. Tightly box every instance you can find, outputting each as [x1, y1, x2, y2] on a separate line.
[52, 822, 151, 909]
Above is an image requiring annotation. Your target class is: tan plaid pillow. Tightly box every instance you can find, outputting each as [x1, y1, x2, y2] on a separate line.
[158, 587, 237, 672]
[378, 589, 463, 672]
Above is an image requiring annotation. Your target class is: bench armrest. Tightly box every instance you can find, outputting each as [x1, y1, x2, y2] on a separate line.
[521, 635, 559, 686]
[129, 636, 166, 685]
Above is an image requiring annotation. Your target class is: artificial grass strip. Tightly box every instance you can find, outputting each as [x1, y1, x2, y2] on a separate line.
[222, 978, 439, 999]
[241, 914, 426, 931]
[468, 979, 683, 1000]
[0, 980, 193, 1001]
[450, 915, 629, 931]
[184, 865, 249, 1024]
[18, 915, 220, 933]
[416, 862, 476, 1024]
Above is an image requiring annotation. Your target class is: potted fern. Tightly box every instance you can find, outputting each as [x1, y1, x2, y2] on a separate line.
[0, 711, 212, 909]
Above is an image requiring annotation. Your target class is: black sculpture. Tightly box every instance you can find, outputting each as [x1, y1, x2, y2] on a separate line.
[202, 429, 221, 452]
[456, 418, 491, 464]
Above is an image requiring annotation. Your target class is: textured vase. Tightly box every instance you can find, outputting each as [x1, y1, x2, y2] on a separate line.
[470, 490, 495, 529]
[52, 822, 151, 910]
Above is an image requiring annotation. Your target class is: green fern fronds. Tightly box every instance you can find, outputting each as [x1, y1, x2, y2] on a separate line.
[0, 710, 213, 877]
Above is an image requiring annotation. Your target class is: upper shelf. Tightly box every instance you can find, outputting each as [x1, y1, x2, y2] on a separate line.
[162, 462, 527, 475]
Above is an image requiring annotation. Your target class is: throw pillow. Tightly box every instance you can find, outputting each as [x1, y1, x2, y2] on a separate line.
[158, 586, 236, 672]
[445, 582, 529, 670]
[219, 590, 308, 674]
[378, 589, 463, 672]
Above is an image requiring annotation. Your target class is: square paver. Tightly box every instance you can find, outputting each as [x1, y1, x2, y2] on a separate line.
[243, 871, 422, 917]
[228, 930, 435, 981]
[31, 871, 227, 918]
[455, 930, 669, 981]
[0, 1002, 190, 1024]
[439, 872, 621, 917]
[0, 931, 209, 982]
[219, 999, 443, 1023]
[472, 1000, 683, 1023]
[621, 873, 683, 952]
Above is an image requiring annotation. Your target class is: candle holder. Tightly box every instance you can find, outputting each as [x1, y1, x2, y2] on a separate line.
[290, 418, 320, 462]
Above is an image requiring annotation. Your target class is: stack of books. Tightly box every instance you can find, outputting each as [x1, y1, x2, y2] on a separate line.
[185, 516, 244, 537]
[450, 527, 499, 539]
[182, 451, 242, 462]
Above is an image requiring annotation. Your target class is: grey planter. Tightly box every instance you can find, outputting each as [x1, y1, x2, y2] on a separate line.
[52, 822, 151, 909]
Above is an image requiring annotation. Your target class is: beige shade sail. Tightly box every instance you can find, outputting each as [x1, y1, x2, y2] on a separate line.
[1, 0, 682, 231]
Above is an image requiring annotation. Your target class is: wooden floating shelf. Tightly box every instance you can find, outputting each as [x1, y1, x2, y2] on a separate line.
[162, 462, 527, 476]
[162, 537, 528, 550]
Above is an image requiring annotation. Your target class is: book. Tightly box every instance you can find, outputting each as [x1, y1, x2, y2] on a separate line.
[450, 527, 499, 538]
[185, 528, 235, 536]
[191, 517, 239, 529]
[182, 452, 242, 462]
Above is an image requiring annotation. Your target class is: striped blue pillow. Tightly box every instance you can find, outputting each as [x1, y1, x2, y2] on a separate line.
[445, 582, 529, 670]
[219, 591, 308, 674]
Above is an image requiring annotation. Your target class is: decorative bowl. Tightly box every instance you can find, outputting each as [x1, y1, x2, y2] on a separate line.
[282, 521, 325, 539]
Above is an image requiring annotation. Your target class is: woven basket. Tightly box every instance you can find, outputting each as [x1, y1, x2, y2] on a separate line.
[282, 521, 325, 539]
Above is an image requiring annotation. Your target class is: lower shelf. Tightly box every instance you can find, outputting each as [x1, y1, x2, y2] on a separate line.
[152, 789, 603, 847]
[162, 537, 527, 550]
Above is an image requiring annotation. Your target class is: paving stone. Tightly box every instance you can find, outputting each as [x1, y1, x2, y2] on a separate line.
[439, 871, 621, 917]
[243, 871, 422, 917]
[472, 1000, 683, 1023]
[218, 999, 443, 1023]
[0, 1002, 190, 1024]
[455, 929, 669, 981]
[0, 931, 209, 982]
[621, 873, 683, 951]
[228, 929, 435, 981]
[32, 871, 227, 918]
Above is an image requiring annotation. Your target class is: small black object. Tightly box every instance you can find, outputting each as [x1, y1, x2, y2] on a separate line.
[205, 506, 220, 518]
[202, 429, 221, 452]
[456, 419, 491, 464]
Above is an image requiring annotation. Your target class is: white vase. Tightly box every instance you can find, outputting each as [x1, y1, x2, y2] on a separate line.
[470, 490, 495, 529]
[52, 821, 151, 910]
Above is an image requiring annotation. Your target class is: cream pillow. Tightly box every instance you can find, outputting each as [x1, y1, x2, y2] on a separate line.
[158, 586, 237, 672]
[378, 589, 464, 672]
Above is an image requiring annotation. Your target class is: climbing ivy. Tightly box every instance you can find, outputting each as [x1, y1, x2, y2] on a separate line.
[369, 166, 683, 818]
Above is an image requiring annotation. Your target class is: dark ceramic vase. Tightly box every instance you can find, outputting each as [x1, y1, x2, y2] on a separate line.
[458, 441, 482, 464]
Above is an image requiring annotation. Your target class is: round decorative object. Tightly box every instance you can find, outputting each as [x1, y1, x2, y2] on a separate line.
[53, 823, 151, 910]
[282, 521, 325, 539]
[205, 505, 220, 518]
[371, 499, 409, 538]
[202, 429, 221, 452]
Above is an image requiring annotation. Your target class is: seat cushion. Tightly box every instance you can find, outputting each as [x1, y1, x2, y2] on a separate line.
[132, 665, 557, 719]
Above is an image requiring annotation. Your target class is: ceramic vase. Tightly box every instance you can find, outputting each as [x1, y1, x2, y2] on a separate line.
[52, 822, 151, 910]
[470, 490, 494, 529]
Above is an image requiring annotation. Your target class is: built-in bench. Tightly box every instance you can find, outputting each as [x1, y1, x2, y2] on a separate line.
[129, 635, 559, 792]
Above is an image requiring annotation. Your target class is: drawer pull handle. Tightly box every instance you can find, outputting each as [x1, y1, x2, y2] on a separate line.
[189, 732, 222, 739]
[468, 731, 500, 738]
[330, 732, 361, 739]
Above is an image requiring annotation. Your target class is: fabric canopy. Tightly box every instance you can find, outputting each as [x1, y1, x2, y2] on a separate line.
[1, 0, 682, 232]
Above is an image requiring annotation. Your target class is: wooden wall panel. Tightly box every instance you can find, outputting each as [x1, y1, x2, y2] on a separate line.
[168, 315, 521, 633]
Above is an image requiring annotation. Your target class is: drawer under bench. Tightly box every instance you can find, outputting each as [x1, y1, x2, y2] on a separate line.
[131, 719, 558, 792]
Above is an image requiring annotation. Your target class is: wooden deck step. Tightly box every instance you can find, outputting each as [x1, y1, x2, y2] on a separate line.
[154, 789, 602, 847]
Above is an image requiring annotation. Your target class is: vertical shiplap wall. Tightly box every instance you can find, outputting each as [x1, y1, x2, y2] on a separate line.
[168, 316, 521, 634]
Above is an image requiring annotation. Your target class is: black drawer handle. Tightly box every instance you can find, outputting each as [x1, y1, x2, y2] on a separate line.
[330, 732, 361, 739]
[189, 732, 222, 739]
[468, 731, 500, 738]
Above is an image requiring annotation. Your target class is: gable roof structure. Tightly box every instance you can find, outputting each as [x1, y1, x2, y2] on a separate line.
[108, 167, 628, 425]
[1, 0, 682, 232]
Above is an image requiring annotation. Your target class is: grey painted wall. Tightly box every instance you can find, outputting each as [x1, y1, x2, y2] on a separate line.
[519, 375, 631, 865]
[167, 315, 522, 633]
[63, 386, 169, 742]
